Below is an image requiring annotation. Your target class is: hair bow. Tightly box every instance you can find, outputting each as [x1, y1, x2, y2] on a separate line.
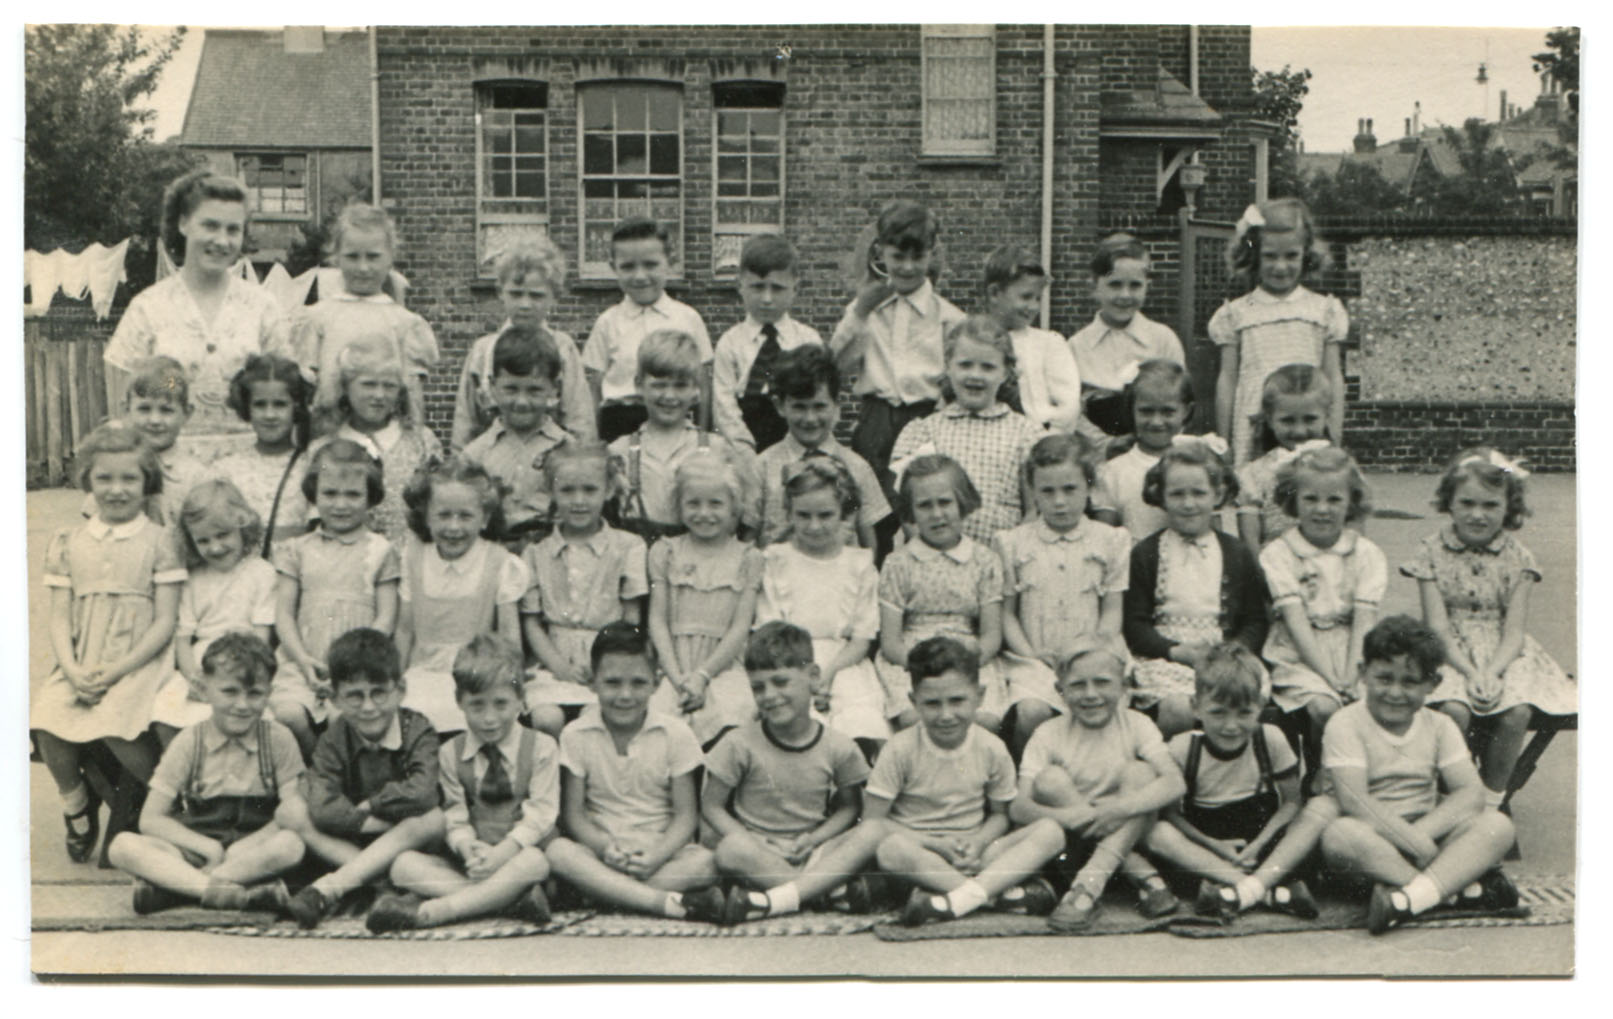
[1171, 433, 1229, 458]
[888, 441, 938, 491]
[1275, 437, 1332, 468]
[1115, 361, 1141, 387]
[345, 431, 384, 462]
[1236, 204, 1267, 231]
[1463, 449, 1531, 481]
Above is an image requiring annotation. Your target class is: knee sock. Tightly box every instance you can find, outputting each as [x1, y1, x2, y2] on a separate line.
[944, 879, 989, 918]
[764, 882, 801, 917]
[61, 783, 89, 815]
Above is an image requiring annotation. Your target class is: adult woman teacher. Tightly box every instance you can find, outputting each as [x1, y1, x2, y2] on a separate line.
[103, 170, 291, 463]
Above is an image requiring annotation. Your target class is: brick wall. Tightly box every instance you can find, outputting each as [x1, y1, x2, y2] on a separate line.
[375, 24, 1253, 441]
[1345, 400, 1575, 472]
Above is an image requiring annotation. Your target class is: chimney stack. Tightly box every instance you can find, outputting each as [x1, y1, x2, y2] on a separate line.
[1500, 89, 1508, 121]
[1353, 117, 1377, 153]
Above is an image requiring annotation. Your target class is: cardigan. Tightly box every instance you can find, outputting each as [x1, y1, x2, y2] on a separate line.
[307, 707, 441, 838]
[1123, 529, 1270, 660]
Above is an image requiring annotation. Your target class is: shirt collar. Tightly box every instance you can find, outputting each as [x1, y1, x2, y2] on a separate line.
[622, 293, 674, 318]
[329, 289, 395, 305]
[1283, 527, 1357, 558]
[356, 713, 404, 751]
[1167, 528, 1217, 554]
[1246, 286, 1305, 305]
[486, 417, 567, 446]
[337, 420, 401, 454]
[86, 514, 148, 541]
[430, 539, 485, 576]
[776, 433, 840, 461]
[744, 314, 790, 337]
[551, 526, 611, 559]
[1440, 523, 1507, 555]
[877, 279, 935, 315]
[940, 401, 1010, 420]
[909, 534, 977, 565]
[572, 706, 672, 738]
[461, 723, 525, 762]
[317, 526, 368, 546]
[1089, 312, 1148, 343]
[201, 716, 260, 753]
[1035, 517, 1086, 543]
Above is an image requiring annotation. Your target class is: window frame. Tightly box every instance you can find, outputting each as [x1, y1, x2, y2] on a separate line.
[919, 24, 997, 159]
[711, 82, 787, 280]
[576, 80, 686, 281]
[473, 79, 550, 280]
[234, 151, 310, 219]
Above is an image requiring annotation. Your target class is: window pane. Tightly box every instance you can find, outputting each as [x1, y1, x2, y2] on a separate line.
[718, 155, 747, 183]
[617, 134, 647, 175]
[584, 179, 613, 199]
[716, 200, 748, 223]
[751, 135, 779, 154]
[617, 93, 646, 131]
[717, 181, 747, 198]
[649, 87, 679, 131]
[488, 128, 512, 154]
[515, 124, 544, 155]
[586, 224, 614, 264]
[751, 156, 779, 183]
[619, 180, 647, 199]
[649, 134, 678, 175]
[749, 111, 780, 136]
[651, 194, 679, 223]
[515, 171, 542, 198]
[582, 92, 613, 131]
[718, 111, 746, 137]
[717, 133, 746, 154]
[751, 199, 781, 224]
[586, 196, 615, 222]
[752, 181, 780, 198]
[583, 135, 614, 174]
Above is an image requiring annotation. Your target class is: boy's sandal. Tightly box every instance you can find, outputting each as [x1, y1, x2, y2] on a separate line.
[999, 876, 1059, 917]
[243, 879, 291, 914]
[286, 885, 335, 929]
[1193, 880, 1238, 922]
[508, 883, 552, 926]
[131, 878, 189, 916]
[1137, 882, 1181, 919]
[366, 892, 424, 934]
[1268, 879, 1319, 920]
[680, 884, 729, 925]
[1048, 889, 1102, 932]
[899, 886, 955, 927]
[1365, 883, 1408, 936]
[63, 793, 101, 864]
[1473, 869, 1521, 911]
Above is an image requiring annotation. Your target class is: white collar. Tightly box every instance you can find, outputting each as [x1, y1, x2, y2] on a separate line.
[551, 527, 611, 558]
[909, 534, 977, 566]
[462, 722, 525, 762]
[1283, 527, 1357, 558]
[485, 417, 567, 445]
[356, 713, 404, 751]
[622, 293, 674, 318]
[1166, 528, 1217, 552]
[1247, 285, 1307, 305]
[86, 514, 148, 541]
[329, 289, 395, 305]
[744, 314, 790, 336]
[431, 539, 488, 575]
[940, 401, 1010, 420]
[877, 279, 934, 314]
[1035, 517, 1086, 544]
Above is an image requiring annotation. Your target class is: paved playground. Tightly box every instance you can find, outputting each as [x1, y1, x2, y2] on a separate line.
[23, 474, 1578, 979]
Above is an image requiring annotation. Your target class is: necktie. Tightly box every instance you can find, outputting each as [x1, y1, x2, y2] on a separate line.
[745, 323, 783, 398]
[479, 743, 514, 804]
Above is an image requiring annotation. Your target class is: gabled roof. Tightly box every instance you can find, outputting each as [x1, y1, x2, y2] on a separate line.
[181, 29, 372, 149]
[1299, 143, 1429, 194]
[1101, 66, 1224, 141]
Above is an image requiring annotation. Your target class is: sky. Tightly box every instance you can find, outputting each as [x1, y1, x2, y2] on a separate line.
[137, 23, 1564, 152]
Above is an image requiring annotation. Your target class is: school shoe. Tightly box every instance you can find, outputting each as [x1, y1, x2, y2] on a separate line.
[508, 883, 552, 926]
[366, 892, 423, 933]
[825, 874, 876, 914]
[243, 879, 291, 914]
[1472, 869, 1521, 911]
[1267, 880, 1319, 920]
[1365, 883, 1409, 935]
[1194, 880, 1238, 922]
[1137, 883, 1181, 919]
[1049, 889, 1103, 932]
[63, 793, 101, 864]
[131, 879, 188, 916]
[997, 876, 1059, 917]
[722, 887, 771, 925]
[285, 885, 335, 930]
[679, 885, 729, 924]
[899, 887, 956, 927]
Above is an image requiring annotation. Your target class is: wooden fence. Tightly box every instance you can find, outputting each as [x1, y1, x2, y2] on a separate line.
[24, 312, 114, 488]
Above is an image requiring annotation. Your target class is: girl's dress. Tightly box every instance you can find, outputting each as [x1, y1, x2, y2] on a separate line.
[647, 535, 764, 743]
[401, 538, 530, 732]
[210, 447, 311, 547]
[319, 422, 443, 547]
[1093, 445, 1166, 544]
[103, 274, 293, 464]
[995, 516, 1131, 710]
[30, 514, 187, 742]
[1207, 286, 1347, 466]
[1125, 529, 1270, 706]
[1402, 527, 1577, 716]
[1235, 446, 1302, 548]
[291, 292, 440, 431]
[271, 528, 401, 722]
[151, 556, 279, 729]
[756, 543, 889, 742]
[1260, 528, 1387, 712]
[521, 525, 649, 708]
[889, 403, 1042, 543]
[875, 534, 1009, 718]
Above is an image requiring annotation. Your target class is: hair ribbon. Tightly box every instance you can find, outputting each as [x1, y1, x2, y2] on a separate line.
[1170, 433, 1229, 458]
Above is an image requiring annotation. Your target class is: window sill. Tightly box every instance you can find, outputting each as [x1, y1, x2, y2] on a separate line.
[250, 212, 312, 223]
[572, 277, 694, 293]
[916, 153, 1000, 168]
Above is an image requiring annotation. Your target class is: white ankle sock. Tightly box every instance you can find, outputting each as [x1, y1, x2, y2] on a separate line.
[765, 882, 801, 916]
[1234, 875, 1266, 909]
[665, 892, 688, 918]
[1403, 874, 1443, 915]
[61, 783, 89, 815]
[1484, 788, 1505, 810]
[946, 880, 989, 918]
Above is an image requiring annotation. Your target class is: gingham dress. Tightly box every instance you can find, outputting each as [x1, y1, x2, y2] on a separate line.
[889, 403, 1042, 543]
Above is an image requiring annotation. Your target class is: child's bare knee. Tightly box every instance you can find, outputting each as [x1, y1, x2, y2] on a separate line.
[105, 831, 140, 869]
[273, 799, 309, 832]
[875, 832, 916, 871]
[511, 847, 551, 882]
[1497, 705, 1532, 733]
[270, 830, 306, 868]
[528, 704, 566, 739]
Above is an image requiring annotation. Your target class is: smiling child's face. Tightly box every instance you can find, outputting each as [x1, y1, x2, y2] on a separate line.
[1162, 462, 1218, 538]
[335, 674, 404, 743]
[776, 385, 837, 449]
[1449, 475, 1507, 548]
[1294, 467, 1351, 550]
[748, 664, 816, 733]
[1057, 652, 1125, 729]
[1360, 653, 1434, 735]
[127, 393, 187, 453]
[1094, 257, 1148, 327]
[591, 651, 658, 731]
[88, 450, 148, 524]
[427, 480, 488, 560]
[910, 668, 980, 749]
[457, 682, 523, 747]
[947, 335, 1009, 413]
[787, 484, 845, 557]
[551, 458, 609, 537]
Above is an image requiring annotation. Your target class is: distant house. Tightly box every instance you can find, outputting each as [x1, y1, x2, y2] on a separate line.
[1298, 117, 1441, 198]
[179, 27, 373, 266]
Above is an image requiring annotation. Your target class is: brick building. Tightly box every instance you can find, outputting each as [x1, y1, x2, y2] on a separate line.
[371, 24, 1261, 436]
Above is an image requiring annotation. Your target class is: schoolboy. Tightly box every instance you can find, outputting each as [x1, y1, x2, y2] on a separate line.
[829, 201, 965, 499]
[866, 636, 1066, 926]
[703, 622, 885, 923]
[1318, 615, 1519, 935]
[368, 634, 557, 932]
[754, 345, 891, 549]
[546, 622, 726, 921]
[96, 355, 211, 526]
[981, 246, 1084, 433]
[280, 628, 444, 929]
[607, 329, 758, 540]
[1141, 642, 1328, 921]
[462, 325, 573, 546]
[106, 632, 305, 915]
[583, 217, 714, 441]
[712, 234, 824, 452]
[1009, 637, 1187, 931]
[451, 238, 597, 451]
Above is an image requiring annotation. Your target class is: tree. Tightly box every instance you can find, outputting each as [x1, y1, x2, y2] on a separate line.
[1427, 119, 1523, 216]
[1304, 162, 1409, 218]
[25, 25, 201, 291]
[1251, 64, 1313, 199]
[1532, 26, 1578, 119]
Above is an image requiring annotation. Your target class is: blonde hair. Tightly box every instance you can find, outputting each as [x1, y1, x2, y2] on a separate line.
[671, 448, 755, 533]
[637, 329, 703, 383]
[334, 337, 410, 422]
[177, 479, 263, 570]
[494, 237, 568, 292]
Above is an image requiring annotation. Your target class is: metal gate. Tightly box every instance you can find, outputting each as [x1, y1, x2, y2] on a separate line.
[1176, 213, 1235, 433]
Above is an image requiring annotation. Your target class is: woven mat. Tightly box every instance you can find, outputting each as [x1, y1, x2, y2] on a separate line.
[872, 874, 1574, 942]
[557, 909, 894, 937]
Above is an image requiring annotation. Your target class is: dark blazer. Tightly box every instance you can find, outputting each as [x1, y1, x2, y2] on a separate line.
[1124, 529, 1270, 660]
[308, 706, 441, 837]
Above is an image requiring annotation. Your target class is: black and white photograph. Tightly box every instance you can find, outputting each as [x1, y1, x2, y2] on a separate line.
[17, 15, 1584, 982]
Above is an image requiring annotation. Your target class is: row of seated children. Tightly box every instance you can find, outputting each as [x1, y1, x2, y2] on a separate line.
[104, 613, 1521, 939]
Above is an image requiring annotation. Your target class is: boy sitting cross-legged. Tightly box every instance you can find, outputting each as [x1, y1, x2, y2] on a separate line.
[546, 622, 727, 921]
[866, 636, 1067, 926]
[1318, 615, 1519, 935]
[1008, 636, 1188, 931]
[703, 622, 887, 923]
[107, 632, 305, 915]
[367, 634, 557, 932]
[279, 628, 445, 929]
